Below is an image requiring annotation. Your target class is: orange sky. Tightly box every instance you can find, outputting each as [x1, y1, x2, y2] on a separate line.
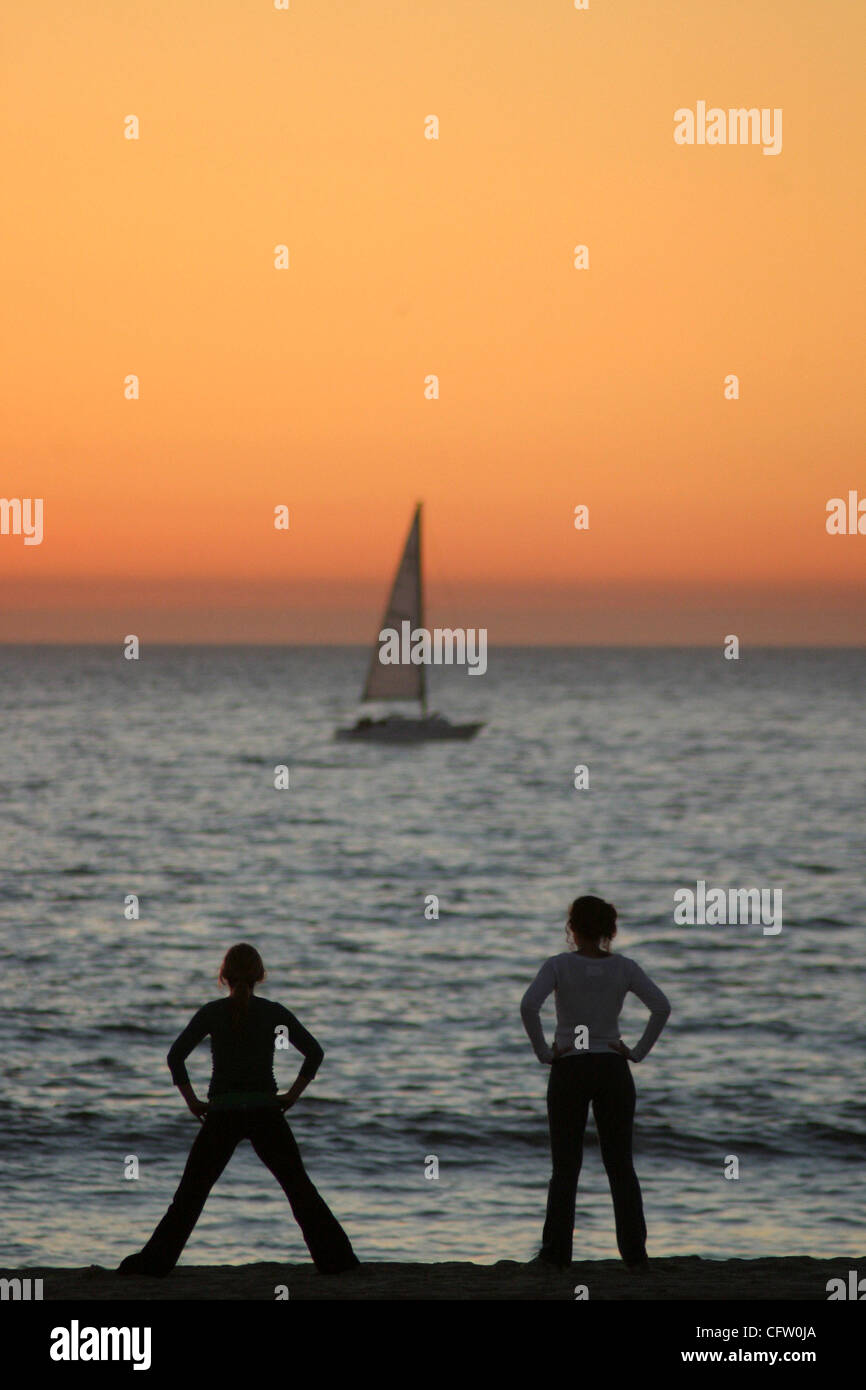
[1, 0, 863, 642]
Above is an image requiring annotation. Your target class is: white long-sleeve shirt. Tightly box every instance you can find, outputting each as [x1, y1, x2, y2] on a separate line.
[520, 951, 671, 1064]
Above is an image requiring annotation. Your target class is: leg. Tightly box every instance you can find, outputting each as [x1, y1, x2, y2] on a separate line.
[119, 1113, 241, 1276]
[592, 1056, 647, 1265]
[540, 1058, 590, 1266]
[248, 1109, 359, 1274]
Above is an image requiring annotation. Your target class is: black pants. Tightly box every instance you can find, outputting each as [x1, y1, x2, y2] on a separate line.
[541, 1053, 647, 1266]
[122, 1107, 359, 1275]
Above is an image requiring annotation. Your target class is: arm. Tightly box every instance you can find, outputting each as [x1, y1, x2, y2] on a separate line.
[274, 1006, 325, 1111]
[520, 958, 557, 1064]
[619, 960, 671, 1062]
[167, 1007, 212, 1120]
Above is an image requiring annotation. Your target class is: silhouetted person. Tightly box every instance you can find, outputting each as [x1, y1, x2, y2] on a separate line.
[521, 896, 670, 1270]
[118, 943, 359, 1277]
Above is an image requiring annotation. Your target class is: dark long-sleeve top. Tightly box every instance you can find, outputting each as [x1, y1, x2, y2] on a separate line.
[166, 996, 324, 1109]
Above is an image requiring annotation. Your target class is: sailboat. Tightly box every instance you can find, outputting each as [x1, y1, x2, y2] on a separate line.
[335, 504, 485, 742]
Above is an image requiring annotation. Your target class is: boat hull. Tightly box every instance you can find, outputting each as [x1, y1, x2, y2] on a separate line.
[335, 715, 483, 743]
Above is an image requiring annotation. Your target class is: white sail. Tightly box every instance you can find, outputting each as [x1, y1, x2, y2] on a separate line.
[361, 504, 426, 705]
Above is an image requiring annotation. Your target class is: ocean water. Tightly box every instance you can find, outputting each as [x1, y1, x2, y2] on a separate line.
[1, 645, 864, 1268]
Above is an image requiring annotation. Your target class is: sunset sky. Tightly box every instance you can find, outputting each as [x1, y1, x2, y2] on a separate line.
[1, 0, 863, 642]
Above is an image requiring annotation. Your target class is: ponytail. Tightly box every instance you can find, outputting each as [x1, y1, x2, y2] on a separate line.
[218, 943, 265, 1029]
[229, 979, 251, 1029]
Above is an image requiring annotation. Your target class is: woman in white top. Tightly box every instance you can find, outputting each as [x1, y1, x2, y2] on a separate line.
[520, 895, 671, 1270]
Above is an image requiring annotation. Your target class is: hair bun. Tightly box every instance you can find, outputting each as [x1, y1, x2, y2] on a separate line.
[567, 895, 618, 943]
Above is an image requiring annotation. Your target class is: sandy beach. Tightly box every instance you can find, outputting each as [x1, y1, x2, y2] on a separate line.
[5, 1256, 856, 1301]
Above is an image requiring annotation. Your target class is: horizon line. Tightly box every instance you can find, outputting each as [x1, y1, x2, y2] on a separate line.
[2, 641, 864, 651]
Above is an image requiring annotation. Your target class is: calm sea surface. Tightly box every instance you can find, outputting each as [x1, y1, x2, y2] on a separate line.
[1, 646, 864, 1267]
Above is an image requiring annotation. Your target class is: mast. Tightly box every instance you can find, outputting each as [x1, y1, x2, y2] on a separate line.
[416, 501, 427, 716]
[360, 502, 425, 708]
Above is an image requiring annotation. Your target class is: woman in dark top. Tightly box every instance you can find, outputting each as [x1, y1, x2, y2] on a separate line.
[118, 943, 359, 1277]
